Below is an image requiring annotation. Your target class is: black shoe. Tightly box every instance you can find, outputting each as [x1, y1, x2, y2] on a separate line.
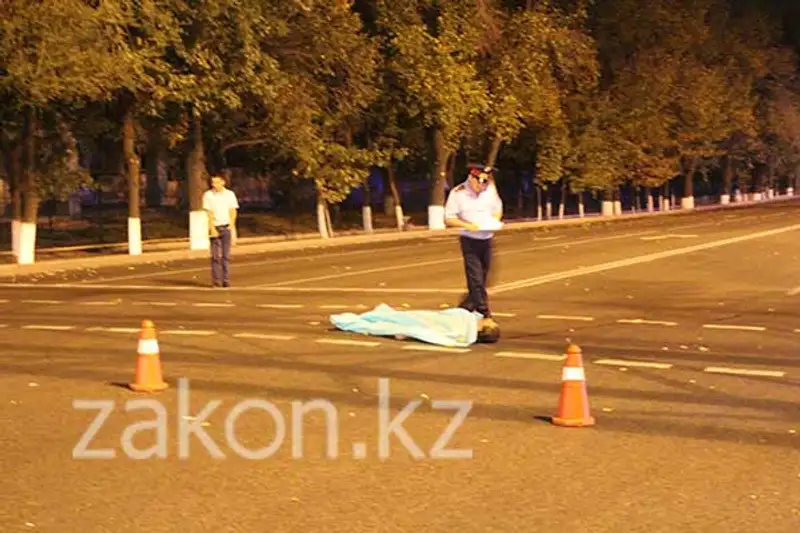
[222, 281, 230, 288]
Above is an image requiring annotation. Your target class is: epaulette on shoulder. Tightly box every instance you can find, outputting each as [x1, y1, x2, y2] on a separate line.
[453, 184, 467, 192]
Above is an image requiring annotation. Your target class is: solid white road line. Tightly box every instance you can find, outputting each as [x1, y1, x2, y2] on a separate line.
[702, 324, 766, 332]
[640, 234, 698, 241]
[234, 333, 297, 341]
[594, 359, 673, 370]
[536, 314, 595, 321]
[22, 325, 75, 331]
[401, 345, 471, 353]
[259, 231, 663, 288]
[491, 223, 800, 294]
[704, 366, 786, 378]
[494, 351, 566, 362]
[316, 338, 381, 347]
[78, 242, 430, 284]
[617, 318, 678, 326]
[160, 329, 217, 336]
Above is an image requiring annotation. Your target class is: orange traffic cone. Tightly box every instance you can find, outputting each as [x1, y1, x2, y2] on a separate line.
[129, 319, 168, 392]
[552, 344, 595, 427]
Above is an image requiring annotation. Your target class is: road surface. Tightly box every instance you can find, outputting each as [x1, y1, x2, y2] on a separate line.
[1, 201, 799, 532]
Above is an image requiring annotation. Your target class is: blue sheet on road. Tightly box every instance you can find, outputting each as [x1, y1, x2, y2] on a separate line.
[329, 304, 482, 348]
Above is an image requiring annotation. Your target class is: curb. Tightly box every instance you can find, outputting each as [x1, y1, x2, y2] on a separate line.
[0, 195, 795, 277]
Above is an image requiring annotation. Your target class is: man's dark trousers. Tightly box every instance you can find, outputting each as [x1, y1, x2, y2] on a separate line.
[211, 225, 232, 287]
[458, 235, 493, 317]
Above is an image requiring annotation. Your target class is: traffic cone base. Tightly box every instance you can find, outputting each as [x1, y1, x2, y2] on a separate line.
[552, 344, 595, 427]
[129, 320, 168, 393]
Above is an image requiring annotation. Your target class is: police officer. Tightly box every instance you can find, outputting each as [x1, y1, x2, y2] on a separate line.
[444, 165, 503, 319]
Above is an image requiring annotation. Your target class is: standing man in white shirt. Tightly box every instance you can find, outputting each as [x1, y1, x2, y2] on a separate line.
[202, 175, 240, 288]
[444, 165, 503, 319]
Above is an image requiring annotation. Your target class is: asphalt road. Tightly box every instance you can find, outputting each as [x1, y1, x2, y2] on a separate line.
[1, 201, 800, 532]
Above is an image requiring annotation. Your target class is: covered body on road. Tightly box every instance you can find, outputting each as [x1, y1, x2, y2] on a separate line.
[329, 304, 500, 347]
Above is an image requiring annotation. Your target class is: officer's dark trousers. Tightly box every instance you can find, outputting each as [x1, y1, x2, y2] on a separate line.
[459, 235, 493, 317]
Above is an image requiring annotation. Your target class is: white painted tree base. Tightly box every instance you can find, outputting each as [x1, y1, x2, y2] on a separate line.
[362, 206, 373, 233]
[128, 217, 142, 256]
[394, 205, 405, 230]
[17, 222, 36, 265]
[661, 197, 670, 211]
[753, 192, 763, 201]
[578, 200, 585, 218]
[681, 196, 695, 210]
[316, 201, 329, 239]
[189, 210, 209, 250]
[428, 205, 445, 230]
[787, 187, 795, 196]
[11, 219, 20, 257]
[720, 194, 730, 205]
[601, 201, 613, 217]
[613, 200, 622, 216]
[647, 195, 654, 212]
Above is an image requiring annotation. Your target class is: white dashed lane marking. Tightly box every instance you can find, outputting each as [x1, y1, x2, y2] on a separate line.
[192, 303, 236, 308]
[79, 301, 120, 306]
[315, 338, 381, 347]
[134, 302, 177, 307]
[536, 314, 595, 322]
[258, 304, 303, 309]
[704, 366, 786, 378]
[233, 333, 297, 341]
[85, 327, 140, 333]
[0, 322, 792, 379]
[617, 319, 678, 326]
[22, 300, 62, 305]
[594, 359, 673, 370]
[495, 351, 566, 362]
[702, 324, 766, 332]
[160, 329, 217, 336]
[402, 345, 470, 353]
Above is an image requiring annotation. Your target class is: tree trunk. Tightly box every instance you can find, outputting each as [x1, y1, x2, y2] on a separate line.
[18, 107, 38, 265]
[3, 142, 23, 257]
[362, 175, 373, 233]
[601, 187, 614, 216]
[682, 157, 697, 209]
[536, 183, 542, 220]
[187, 108, 208, 250]
[428, 126, 449, 229]
[577, 191, 585, 217]
[721, 155, 732, 204]
[122, 99, 142, 255]
[386, 162, 404, 230]
[558, 180, 566, 219]
[486, 136, 502, 168]
[146, 126, 166, 208]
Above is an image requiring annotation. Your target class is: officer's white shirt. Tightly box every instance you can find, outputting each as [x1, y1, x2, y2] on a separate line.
[202, 187, 239, 226]
[444, 180, 503, 240]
